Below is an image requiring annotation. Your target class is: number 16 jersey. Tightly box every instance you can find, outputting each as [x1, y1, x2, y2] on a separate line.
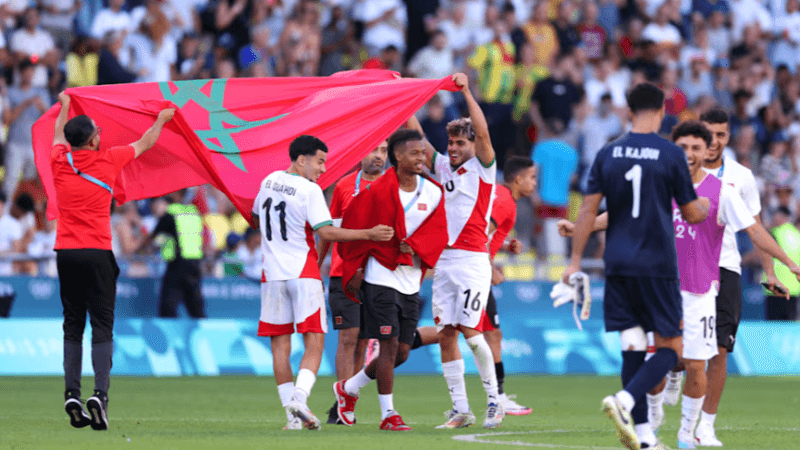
[587, 132, 696, 279]
[253, 171, 333, 282]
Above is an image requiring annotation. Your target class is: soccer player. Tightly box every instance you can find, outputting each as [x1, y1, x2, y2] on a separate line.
[317, 143, 387, 425]
[561, 83, 710, 450]
[51, 92, 174, 430]
[252, 135, 394, 430]
[412, 72, 505, 429]
[676, 108, 799, 446]
[332, 129, 448, 430]
[483, 156, 537, 415]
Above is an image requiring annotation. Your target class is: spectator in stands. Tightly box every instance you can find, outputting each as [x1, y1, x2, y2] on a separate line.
[207, 0, 252, 57]
[580, 93, 623, 192]
[730, 89, 768, 144]
[523, 1, 559, 67]
[237, 227, 261, 280]
[40, 0, 81, 49]
[772, 0, 800, 74]
[0, 191, 24, 276]
[597, 0, 622, 37]
[680, 25, 717, 71]
[27, 218, 58, 277]
[319, 5, 353, 76]
[11, 7, 59, 90]
[238, 24, 275, 77]
[512, 43, 549, 152]
[65, 36, 99, 87]
[277, 0, 321, 76]
[692, 0, 731, 20]
[362, 45, 400, 70]
[681, 59, 714, 105]
[131, 0, 187, 36]
[403, 0, 439, 64]
[3, 59, 50, 206]
[578, 1, 607, 60]
[178, 32, 212, 79]
[97, 30, 139, 85]
[531, 119, 578, 258]
[628, 39, 663, 81]
[760, 133, 797, 181]
[730, 0, 772, 43]
[408, 29, 454, 116]
[552, 0, 580, 56]
[221, 232, 243, 276]
[353, 0, 406, 57]
[419, 96, 449, 156]
[436, 1, 471, 67]
[91, 0, 133, 40]
[706, 10, 732, 58]
[127, 8, 178, 82]
[530, 53, 582, 142]
[661, 65, 688, 117]
[213, 57, 238, 78]
[764, 205, 800, 320]
[585, 59, 628, 109]
[0, 194, 36, 275]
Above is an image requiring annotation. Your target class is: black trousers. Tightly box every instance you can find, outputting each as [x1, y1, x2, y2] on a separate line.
[159, 259, 205, 318]
[56, 249, 119, 344]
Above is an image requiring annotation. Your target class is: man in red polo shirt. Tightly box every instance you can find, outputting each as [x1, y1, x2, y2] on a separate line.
[52, 92, 174, 431]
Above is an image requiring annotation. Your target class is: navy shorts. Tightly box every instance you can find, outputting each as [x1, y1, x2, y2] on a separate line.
[604, 276, 683, 338]
[328, 277, 362, 330]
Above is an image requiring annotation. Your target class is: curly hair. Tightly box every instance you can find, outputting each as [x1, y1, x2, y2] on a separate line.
[446, 117, 475, 141]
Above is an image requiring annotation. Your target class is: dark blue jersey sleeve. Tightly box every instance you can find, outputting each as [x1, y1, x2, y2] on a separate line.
[669, 149, 698, 206]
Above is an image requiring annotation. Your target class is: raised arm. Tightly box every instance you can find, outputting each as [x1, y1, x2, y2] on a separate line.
[315, 224, 394, 242]
[453, 72, 494, 166]
[53, 92, 70, 147]
[561, 193, 603, 282]
[132, 108, 176, 158]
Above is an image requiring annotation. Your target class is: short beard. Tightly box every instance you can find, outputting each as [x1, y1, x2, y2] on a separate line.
[705, 151, 722, 164]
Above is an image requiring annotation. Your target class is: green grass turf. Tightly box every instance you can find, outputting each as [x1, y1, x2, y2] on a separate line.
[1, 375, 798, 450]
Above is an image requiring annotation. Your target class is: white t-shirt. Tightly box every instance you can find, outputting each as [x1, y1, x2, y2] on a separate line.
[641, 23, 682, 44]
[252, 171, 333, 281]
[0, 214, 23, 276]
[355, 0, 407, 52]
[703, 156, 761, 273]
[91, 9, 134, 39]
[439, 19, 474, 53]
[365, 176, 442, 295]
[236, 245, 263, 280]
[718, 183, 756, 233]
[10, 28, 55, 88]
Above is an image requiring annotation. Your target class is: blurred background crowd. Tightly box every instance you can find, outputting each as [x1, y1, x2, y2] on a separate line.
[1, 0, 800, 291]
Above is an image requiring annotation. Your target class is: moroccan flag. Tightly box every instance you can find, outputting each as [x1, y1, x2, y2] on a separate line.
[339, 168, 448, 301]
[32, 71, 458, 221]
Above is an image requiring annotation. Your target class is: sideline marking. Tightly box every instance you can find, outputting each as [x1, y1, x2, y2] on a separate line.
[453, 429, 618, 449]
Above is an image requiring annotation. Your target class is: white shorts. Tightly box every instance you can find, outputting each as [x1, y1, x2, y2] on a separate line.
[432, 249, 492, 331]
[681, 289, 719, 361]
[258, 278, 327, 336]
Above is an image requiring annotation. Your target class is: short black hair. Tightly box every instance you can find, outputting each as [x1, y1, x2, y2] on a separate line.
[626, 82, 665, 113]
[15, 193, 35, 213]
[503, 156, 534, 183]
[672, 120, 712, 147]
[289, 135, 327, 161]
[387, 129, 422, 168]
[63, 115, 96, 147]
[699, 107, 730, 125]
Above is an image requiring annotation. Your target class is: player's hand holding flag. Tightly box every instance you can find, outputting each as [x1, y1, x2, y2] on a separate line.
[551, 271, 592, 330]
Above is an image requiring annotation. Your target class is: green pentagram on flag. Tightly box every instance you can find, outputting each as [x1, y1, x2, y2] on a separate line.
[159, 79, 287, 171]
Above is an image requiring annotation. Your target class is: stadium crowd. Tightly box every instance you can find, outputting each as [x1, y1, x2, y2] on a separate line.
[1, 0, 800, 282]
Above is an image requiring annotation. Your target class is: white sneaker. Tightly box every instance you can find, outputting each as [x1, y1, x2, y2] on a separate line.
[283, 416, 302, 430]
[286, 400, 321, 430]
[677, 430, 697, 449]
[499, 393, 532, 416]
[435, 410, 476, 429]
[601, 395, 640, 450]
[483, 403, 504, 428]
[648, 400, 664, 433]
[695, 422, 723, 447]
[664, 372, 684, 406]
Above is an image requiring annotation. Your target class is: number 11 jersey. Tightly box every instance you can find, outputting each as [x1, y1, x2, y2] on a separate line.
[587, 132, 696, 279]
[253, 171, 333, 282]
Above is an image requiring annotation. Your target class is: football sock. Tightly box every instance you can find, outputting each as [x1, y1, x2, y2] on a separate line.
[379, 394, 394, 420]
[495, 362, 505, 395]
[625, 348, 678, 405]
[700, 411, 716, 428]
[294, 368, 316, 405]
[344, 369, 373, 396]
[91, 341, 113, 394]
[64, 340, 82, 393]
[680, 395, 705, 436]
[635, 423, 657, 447]
[466, 335, 499, 404]
[647, 392, 664, 409]
[442, 359, 470, 413]
[277, 382, 294, 421]
[618, 350, 646, 413]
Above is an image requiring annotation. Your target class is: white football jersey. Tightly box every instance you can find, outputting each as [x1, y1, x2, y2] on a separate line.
[703, 156, 760, 274]
[432, 152, 496, 252]
[364, 175, 443, 294]
[252, 171, 332, 281]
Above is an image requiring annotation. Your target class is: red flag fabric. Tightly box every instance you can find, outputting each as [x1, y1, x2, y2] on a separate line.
[33, 71, 458, 221]
[338, 168, 448, 301]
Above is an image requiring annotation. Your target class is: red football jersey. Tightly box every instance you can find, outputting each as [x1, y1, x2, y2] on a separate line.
[489, 184, 517, 258]
[329, 170, 378, 277]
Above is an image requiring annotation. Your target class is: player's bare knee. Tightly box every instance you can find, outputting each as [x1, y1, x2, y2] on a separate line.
[337, 328, 360, 349]
[620, 326, 647, 351]
[395, 345, 411, 366]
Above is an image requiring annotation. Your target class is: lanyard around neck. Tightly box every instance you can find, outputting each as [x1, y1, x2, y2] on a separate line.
[402, 176, 425, 213]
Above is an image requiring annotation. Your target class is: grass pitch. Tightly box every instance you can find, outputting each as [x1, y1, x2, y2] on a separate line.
[1, 375, 798, 450]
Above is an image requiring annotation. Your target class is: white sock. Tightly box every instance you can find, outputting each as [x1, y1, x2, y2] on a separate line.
[615, 390, 635, 413]
[647, 392, 664, 408]
[466, 334, 499, 404]
[700, 411, 716, 427]
[680, 395, 705, 436]
[277, 382, 294, 421]
[379, 394, 394, 420]
[293, 368, 316, 405]
[442, 359, 470, 413]
[635, 423, 657, 447]
[344, 369, 373, 396]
